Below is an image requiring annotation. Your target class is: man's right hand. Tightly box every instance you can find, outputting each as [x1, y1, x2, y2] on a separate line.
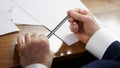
[67, 8, 100, 44]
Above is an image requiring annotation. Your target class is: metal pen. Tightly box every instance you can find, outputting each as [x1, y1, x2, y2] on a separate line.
[47, 15, 70, 38]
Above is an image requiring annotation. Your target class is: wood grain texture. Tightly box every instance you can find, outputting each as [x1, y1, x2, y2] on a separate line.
[0, 25, 85, 67]
[82, 0, 120, 40]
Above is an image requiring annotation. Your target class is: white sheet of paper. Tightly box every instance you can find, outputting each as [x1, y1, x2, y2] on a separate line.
[0, 0, 13, 15]
[49, 35, 62, 53]
[12, 0, 85, 30]
[12, 0, 100, 45]
[11, 4, 42, 25]
[11, 0, 87, 45]
[0, 13, 19, 36]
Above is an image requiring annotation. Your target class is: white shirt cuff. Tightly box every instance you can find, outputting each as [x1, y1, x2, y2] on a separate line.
[25, 64, 48, 68]
[85, 29, 116, 59]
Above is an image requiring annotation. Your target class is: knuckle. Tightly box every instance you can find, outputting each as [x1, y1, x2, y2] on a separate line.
[41, 38, 49, 45]
[39, 37, 49, 47]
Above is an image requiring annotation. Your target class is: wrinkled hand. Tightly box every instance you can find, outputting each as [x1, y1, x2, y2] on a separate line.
[17, 33, 54, 68]
[67, 8, 100, 44]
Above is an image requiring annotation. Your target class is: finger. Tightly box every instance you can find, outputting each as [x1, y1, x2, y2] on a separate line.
[69, 22, 75, 32]
[74, 8, 80, 12]
[69, 22, 79, 33]
[74, 8, 82, 14]
[68, 17, 74, 23]
[74, 8, 87, 15]
[15, 37, 23, 56]
[39, 34, 49, 47]
[39, 34, 48, 41]
[79, 9, 88, 15]
[17, 36, 23, 46]
[67, 9, 88, 22]
[25, 33, 31, 43]
[31, 33, 38, 38]
[17, 36, 23, 53]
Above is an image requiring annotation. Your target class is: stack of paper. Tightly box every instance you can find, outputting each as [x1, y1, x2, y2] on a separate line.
[11, 3, 42, 25]
[0, 13, 19, 36]
[0, 0, 19, 36]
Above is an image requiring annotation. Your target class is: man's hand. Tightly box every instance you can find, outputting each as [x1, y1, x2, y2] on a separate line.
[67, 8, 101, 44]
[17, 33, 54, 68]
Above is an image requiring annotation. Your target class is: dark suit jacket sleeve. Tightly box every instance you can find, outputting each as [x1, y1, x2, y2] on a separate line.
[82, 41, 120, 68]
[102, 41, 120, 61]
[82, 29, 120, 68]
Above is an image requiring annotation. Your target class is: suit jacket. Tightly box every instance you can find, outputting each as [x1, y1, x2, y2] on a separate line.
[82, 41, 120, 68]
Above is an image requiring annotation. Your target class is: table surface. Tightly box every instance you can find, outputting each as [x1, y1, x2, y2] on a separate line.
[0, 0, 120, 67]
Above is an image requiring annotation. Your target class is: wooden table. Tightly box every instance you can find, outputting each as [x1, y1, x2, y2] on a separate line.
[0, 25, 85, 68]
[82, 0, 120, 40]
[0, 0, 120, 67]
